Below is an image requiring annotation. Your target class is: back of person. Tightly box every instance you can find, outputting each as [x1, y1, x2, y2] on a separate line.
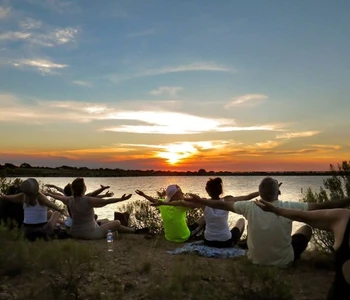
[23, 202, 47, 225]
[204, 200, 231, 241]
[69, 196, 97, 234]
[234, 200, 307, 266]
[158, 202, 190, 243]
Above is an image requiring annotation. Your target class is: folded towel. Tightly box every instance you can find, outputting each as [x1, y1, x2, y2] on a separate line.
[167, 241, 246, 258]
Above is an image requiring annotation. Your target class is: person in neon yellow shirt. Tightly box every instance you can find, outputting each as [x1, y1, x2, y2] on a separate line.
[135, 185, 205, 243]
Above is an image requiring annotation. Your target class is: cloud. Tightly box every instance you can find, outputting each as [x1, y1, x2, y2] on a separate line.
[127, 29, 155, 38]
[225, 94, 268, 108]
[0, 26, 78, 47]
[310, 144, 341, 150]
[149, 86, 183, 97]
[101, 111, 279, 135]
[72, 80, 92, 87]
[276, 131, 320, 139]
[10, 58, 67, 74]
[27, 0, 78, 13]
[0, 31, 31, 41]
[108, 62, 232, 82]
[0, 5, 10, 19]
[19, 18, 42, 30]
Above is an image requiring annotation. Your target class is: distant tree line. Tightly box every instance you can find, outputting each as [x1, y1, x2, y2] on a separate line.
[0, 162, 349, 177]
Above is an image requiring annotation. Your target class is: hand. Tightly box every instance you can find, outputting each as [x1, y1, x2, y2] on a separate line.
[100, 185, 110, 190]
[254, 199, 279, 214]
[278, 182, 283, 195]
[120, 194, 132, 201]
[135, 190, 146, 197]
[45, 184, 55, 188]
[104, 191, 114, 197]
[185, 193, 201, 202]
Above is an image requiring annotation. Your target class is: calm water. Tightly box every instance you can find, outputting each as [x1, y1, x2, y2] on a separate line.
[31, 176, 327, 232]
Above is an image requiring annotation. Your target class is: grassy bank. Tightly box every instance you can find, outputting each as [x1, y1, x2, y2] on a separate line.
[0, 230, 334, 300]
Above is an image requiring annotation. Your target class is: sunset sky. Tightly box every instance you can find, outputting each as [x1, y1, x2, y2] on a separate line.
[0, 0, 349, 171]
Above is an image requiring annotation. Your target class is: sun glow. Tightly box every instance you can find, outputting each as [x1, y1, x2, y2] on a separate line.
[157, 143, 198, 165]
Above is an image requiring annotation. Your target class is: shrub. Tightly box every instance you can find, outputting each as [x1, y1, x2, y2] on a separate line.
[302, 161, 350, 253]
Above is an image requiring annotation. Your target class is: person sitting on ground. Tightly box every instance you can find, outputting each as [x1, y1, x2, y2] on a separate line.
[255, 199, 350, 299]
[136, 185, 206, 243]
[0, 178, 65, 241]
[148, 178, 259, 248]
[45, 183, 113, 228]
[45, 177, 148, 240]
[185, 177, 350, 266]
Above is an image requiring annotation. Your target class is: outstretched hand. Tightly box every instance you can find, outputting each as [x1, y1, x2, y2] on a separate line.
[254, 199, 278, 213]
[135, 190, 146, 197]
[104, 191, 114, 197]
[100, 185, 110, 190]
[120, 194, 132, 201]
[184, 193, 201, 202]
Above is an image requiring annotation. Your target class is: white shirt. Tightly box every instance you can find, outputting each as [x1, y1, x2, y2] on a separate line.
[204, 198, 232, 241]
[23, 202, 47, 224]
[234, 200, 308, 266]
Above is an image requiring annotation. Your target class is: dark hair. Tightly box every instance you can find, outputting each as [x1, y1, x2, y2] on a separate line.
[259, 177, 279, 202]
[205, 177, 223, 199]
[71, 178, 85, 197]
[64, 183, 73, 196]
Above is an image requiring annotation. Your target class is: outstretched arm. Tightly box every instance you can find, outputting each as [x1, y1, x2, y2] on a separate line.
[38, 193, 66, 215]
[88, 194, 132, 208]
[152, 200, 202, 209]
[224, 191, 259, 202]
[44, 191, 70, 206]
[255, 199, 349, 231]
[186, 194, 235, 212]
[0, 193, 25, 203]
[86, 185, 110, 197]
[135, 190, 158, 204]
[308, 197, 350, 211]
[45, 184, 64, 194]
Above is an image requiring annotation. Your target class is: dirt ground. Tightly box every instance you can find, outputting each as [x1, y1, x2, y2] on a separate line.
[88, 234, 334, 300]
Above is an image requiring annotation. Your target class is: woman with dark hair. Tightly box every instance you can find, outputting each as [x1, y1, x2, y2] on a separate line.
[255, 199, 350, 299]
[0, 178, 65, 240]
[45, 177, 148, 240]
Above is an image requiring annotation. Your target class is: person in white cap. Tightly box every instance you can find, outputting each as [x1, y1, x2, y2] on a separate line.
[136, 184, 205, 243]
[0, 178, 66, 241]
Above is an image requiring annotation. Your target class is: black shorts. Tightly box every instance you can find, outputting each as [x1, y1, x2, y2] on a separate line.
[204, 227, 242, 248]
[291, 233, 309, 260]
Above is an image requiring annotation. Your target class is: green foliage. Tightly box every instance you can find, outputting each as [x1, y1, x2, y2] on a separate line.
[302, 160, 350, 253]
[0, 177, 23, 194]
[230, 261, 294, 300]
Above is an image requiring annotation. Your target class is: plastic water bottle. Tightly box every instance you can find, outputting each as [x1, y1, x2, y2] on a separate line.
[107, 230, 114, 252]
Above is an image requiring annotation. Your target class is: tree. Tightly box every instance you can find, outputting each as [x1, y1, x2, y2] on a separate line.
[20, 163, 32, 168]
[302, 160, 350, 253]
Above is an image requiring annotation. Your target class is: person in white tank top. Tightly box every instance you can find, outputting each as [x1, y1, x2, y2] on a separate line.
[0, 178, 65, 241]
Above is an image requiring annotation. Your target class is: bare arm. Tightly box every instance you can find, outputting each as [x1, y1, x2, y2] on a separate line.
[0, 193, 25, 203]
[255, 199, 349, 231]
[308, 197, 350, 211]
[88, 194, 132, 208]
[186, 194, 235, 212]
[45, 184, 64, 194]
[92, 191, 114, 199]
[135, 190, 158, 204]
[152, 200, 203, 209]
[44, 191, 69, 206]
[38, 193, 66, 215]
[86, 185, 110, 197]
[224, 191, 259, 202]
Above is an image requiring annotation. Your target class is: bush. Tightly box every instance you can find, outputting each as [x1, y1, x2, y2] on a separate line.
[302, 161, 350, 253]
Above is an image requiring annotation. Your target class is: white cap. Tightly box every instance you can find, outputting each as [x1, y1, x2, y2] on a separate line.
[165, 184, 180, 202]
